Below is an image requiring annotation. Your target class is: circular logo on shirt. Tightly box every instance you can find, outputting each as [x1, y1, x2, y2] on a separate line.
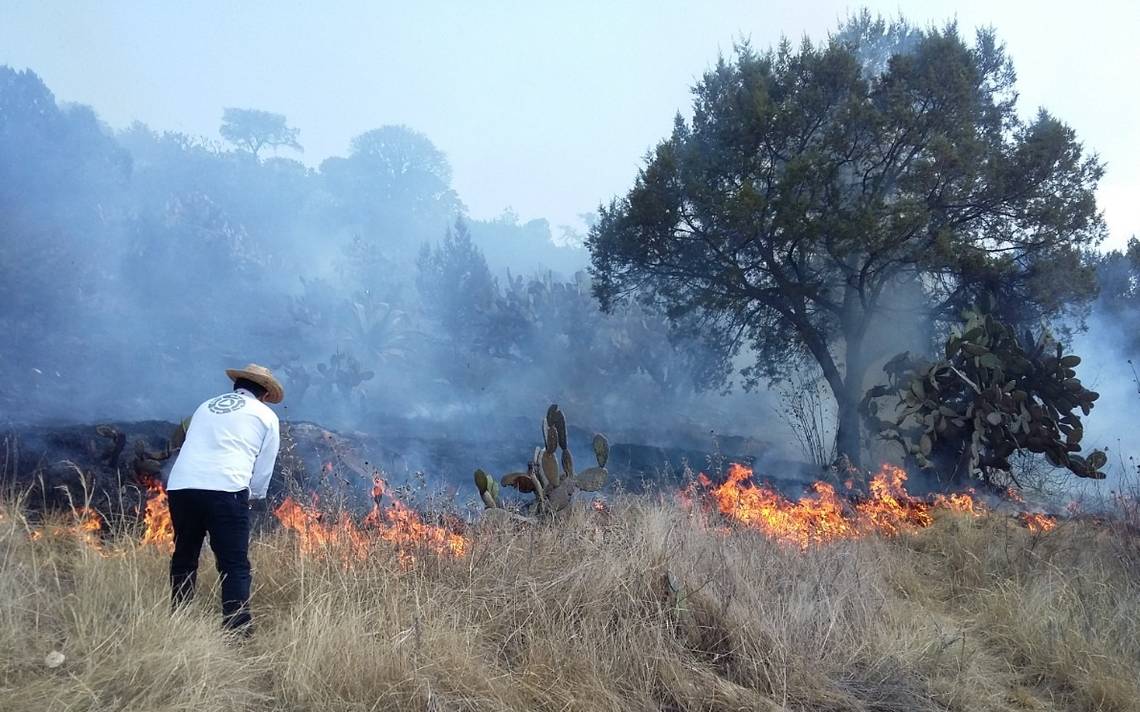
[207, 393, 247, 414]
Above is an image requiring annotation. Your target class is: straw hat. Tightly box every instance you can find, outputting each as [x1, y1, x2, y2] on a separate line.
[225, 363, 284, 404]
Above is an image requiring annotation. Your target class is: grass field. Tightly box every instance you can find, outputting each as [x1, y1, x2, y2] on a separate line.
[2, 495, 1138, 712]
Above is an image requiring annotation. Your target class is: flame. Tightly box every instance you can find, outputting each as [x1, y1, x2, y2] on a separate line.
[930, 491, 983, 515]
[30, 507, 103, 545]
[274, 496, 372, 561]
[374, 500, 468, 567]
[16, 462, 1065, 553]
[1020, 512, 1057, 532]
[77, 507, 103, 540]
[360, 475, 386, 528]
[274, 485, 467, 567]
[141, 478, 174, 549]
[1005, 488, 1060, 532]
[686, 463, 986, 548]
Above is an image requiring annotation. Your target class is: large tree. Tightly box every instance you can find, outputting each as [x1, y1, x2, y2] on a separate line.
[219, 107, 302, 158]
[587, 20, 1104, 466]
[320, 125, 463, 252]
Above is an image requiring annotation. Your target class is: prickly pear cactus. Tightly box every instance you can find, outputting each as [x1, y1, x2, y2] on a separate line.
[546, 404, 568, 450]
[541, 450, 560, 488]
[474, 469, 501, 509]
[592, 433, 609, 468]
[482, 404, 611, 516]
[862, 303, 1105, 482]
[575, 467, 608, 492]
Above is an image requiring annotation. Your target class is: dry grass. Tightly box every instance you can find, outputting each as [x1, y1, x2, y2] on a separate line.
[2, 499, 1138, 712]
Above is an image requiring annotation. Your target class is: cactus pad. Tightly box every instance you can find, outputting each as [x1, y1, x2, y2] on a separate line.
[474, 469, 501, 508]
[547, 405, 568, 450]
[574, 466, 608, 492]
[501, 471, 537, 494]
[546, 480, 576, 511]
[592, 434, 609, 467]
[474, 469, 491, 494]
[541, 451, 560, 488]
[561, 448, 574, 480]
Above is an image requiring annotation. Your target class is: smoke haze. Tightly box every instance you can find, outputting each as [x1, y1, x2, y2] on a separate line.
[1, 4, 1138, 492]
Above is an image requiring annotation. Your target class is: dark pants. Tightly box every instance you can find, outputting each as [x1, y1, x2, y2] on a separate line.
[168, 488, 252, 631]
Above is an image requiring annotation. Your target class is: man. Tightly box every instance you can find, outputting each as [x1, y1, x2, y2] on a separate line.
[166, 363, 283, 633]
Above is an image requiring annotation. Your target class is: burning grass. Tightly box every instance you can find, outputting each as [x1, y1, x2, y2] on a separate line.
[140, 476, 173, 550]
[273, 494, 467, 568]
[681, 463, 994, 547]
[2, 486, 1138, 712]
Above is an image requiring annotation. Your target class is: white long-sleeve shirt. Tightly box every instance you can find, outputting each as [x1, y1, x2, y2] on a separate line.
[167, 388, 280, 498]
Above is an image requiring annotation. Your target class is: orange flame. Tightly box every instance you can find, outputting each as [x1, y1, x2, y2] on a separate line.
[141, 478, 174, 549]
[686, 463, 985, 548]
[30, 506, 103, 546]
[1020, 512, 1057, 532]
[274, 496, 371, 561]
[930, 491, 983, 515]
[274, 486, 467, 567]
[374, 500, 468, 567]
[77, 507, 103, 540]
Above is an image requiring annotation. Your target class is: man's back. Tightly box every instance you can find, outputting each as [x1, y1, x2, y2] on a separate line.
[168, 389, 280, 496]
[166, 364, 284, 634]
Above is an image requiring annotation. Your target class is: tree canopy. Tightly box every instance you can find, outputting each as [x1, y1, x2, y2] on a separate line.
[320, 125, 463, 250]
[219, 107, 302, 158]
[587, 19, 1104, 466]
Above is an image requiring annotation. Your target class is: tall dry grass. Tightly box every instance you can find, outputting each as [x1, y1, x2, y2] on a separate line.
[2, 498, 1138, 712]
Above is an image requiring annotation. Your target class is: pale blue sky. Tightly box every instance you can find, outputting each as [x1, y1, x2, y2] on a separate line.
[2, 1, 1136, 247]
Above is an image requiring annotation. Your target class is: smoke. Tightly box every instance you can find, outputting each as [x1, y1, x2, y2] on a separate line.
[0, 66, 791, 487]
[1069, 310, 1140, 491]
[3, 63, 1131, 501]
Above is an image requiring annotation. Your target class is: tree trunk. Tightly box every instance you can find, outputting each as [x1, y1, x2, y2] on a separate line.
[834, 392, 863, 468]
[785, 285, 870, 469]
[835, 278, 868, 468]
[795, 333, 866, 469]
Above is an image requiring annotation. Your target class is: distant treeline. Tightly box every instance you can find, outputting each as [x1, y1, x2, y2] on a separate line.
[0, 67, 722, 434]
[1, 62, 1137, 457]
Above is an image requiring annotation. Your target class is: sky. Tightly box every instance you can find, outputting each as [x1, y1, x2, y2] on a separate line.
[2, 0, 1137, 248]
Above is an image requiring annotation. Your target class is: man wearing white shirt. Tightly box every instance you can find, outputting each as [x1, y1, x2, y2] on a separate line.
[166, 363, 283, 633]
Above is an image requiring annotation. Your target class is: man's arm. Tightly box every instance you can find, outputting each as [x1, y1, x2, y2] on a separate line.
[250, 418, 280, 499]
